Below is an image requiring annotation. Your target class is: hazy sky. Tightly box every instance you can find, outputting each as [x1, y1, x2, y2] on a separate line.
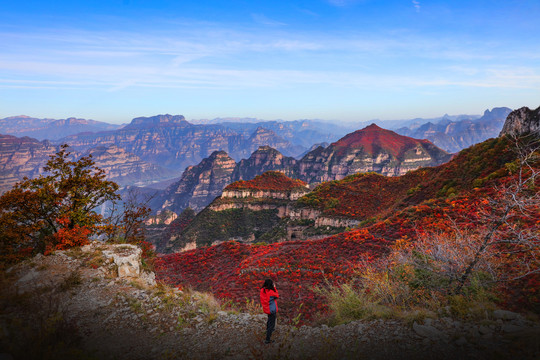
[1, 0, 539, 124]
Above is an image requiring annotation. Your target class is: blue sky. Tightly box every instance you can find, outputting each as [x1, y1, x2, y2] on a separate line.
[1, 0, 539, 123]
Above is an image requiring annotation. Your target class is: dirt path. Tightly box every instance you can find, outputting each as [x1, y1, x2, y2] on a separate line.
[1, 245, 538, 360]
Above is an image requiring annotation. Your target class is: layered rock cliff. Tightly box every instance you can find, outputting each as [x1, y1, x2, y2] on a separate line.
[0, 134, 57, 193]
[86, 146, 178, 187]
[499, 106, 540, 137]
[156, 146, 299, 214]
[295, 124, 452, 183]
[62, 114, 304, 170]
[164, 172, 310, 252]
[0, 134, 176, 193]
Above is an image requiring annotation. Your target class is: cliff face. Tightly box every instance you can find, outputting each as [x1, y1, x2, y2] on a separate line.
[0, 135, 58, 193]
[159, 151, 237, 214]
[295, 124, 452, 183]
[0, 134, 176, 193]
[62, 115, 236, 170]
[62, 115, 304, 170]
[395, 107, 512, 153]
[86, 146, 179, 187]
[164, 172, 310, 252]
[156, 146, 300, 214]
[232, 146, 297, 180]
[499, 106, 540, 137]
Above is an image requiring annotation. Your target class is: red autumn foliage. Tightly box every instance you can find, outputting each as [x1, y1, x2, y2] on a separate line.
[298, 137, 516, 220]
[332, 124, 436, 157]
[155, 136, 539, 321]
[225, 171, 307, 192]
[156, 232, 390, 322]
[49, 217, 91, 252]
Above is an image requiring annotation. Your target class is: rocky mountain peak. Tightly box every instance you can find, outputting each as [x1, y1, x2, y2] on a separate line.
[207, 150, 231, 160]
[125, 114, 189, 129]
[332, 123, 430, 158]
[248, 126, 278, 140]
[499, 106, 540, 137]
[483, 107, 512, 121]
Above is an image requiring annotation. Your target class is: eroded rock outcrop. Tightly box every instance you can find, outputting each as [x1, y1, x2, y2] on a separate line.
[499, 106, 540, 137]
[87, 146, 178, 186]
[156, 146, 300, 214]
[295, 124, 452, 183]
[164, 172, 310, 252]
[0, 134, 58, 193]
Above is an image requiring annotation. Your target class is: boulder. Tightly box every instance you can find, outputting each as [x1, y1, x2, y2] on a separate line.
[412, 322, 445, 340]
[493, 309, 520, 321]
[499, 106, 540, 137]
[102, 244, 142, 278]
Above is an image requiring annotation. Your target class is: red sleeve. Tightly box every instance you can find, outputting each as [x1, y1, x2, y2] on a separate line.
[268, 288, 279, 298]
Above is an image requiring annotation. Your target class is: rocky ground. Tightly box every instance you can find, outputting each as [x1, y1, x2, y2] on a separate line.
[1, 243, 538, 360]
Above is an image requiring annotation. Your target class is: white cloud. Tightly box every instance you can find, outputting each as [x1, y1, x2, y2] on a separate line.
[251, 14, 286, 27]
[1, 23, 540, 93]
[412, 0, 421, 12]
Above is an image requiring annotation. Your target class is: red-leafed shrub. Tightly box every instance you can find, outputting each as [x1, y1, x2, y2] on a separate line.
[155, 135, 540, 321]
[225, 171, 307, 192]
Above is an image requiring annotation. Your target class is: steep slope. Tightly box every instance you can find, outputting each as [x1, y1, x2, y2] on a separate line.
[395, 107, 512, 152]
[296, 124, 451, 183]
[164, 172, 310, 252]
[155, 107, 540, 320]
[0, 134, 57, 193]
[155, 151, 237, 214]
[155, 146, 299, 215]
[86, 146, 179, 187]
[62, 115, 305, 170]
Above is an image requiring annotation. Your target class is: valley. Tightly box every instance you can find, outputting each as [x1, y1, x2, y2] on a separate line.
[1, 106, 538, 359]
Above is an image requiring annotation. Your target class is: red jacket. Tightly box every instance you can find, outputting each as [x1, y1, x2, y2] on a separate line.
[260, 287, 279, 314]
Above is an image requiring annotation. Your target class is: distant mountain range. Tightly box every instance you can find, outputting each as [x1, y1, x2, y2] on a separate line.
[0, 135, 176, 193]
[150, 125, 451, 218]
[0, 115, 122, 140]
[394, 107, 512, 153]
[158, 105, 538, 254]
[0, 107, 511, 195]
[59, 115, 307, 170]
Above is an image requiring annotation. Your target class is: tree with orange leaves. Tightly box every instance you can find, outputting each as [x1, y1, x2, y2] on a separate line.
[0, 144, 120, 263]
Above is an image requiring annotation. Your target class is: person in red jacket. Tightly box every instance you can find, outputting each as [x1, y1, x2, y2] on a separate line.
[260, 279, 279, 344]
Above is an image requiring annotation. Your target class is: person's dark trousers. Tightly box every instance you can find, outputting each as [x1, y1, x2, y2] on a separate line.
[266, 312, 276, 341]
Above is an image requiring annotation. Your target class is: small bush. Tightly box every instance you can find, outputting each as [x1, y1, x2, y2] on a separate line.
[317, 283, 381, 325]
[59, 270, 82, 292]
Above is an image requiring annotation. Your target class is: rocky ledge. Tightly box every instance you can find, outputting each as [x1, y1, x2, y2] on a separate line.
[500, 105, 540, 137]
[1, 245, 538, 360]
